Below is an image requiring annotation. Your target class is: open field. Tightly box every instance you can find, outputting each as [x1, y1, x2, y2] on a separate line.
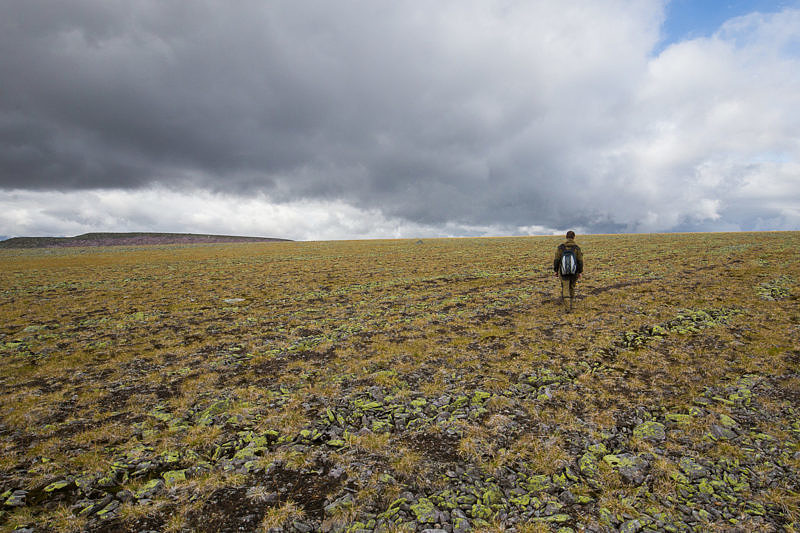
[1, 232, 798, 532]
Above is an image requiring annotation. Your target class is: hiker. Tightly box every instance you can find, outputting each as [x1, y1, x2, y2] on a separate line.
[554, 230, 583, 310]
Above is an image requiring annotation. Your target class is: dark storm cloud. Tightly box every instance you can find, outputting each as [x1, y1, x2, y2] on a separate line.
[1, 1, 799, 235]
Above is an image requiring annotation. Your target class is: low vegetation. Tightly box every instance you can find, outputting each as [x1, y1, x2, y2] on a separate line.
[0, 232, 798, 532]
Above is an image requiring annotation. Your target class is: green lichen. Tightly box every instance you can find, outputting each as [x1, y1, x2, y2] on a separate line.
[410, 497, 438, 523]
[633, 421, 666, 442]
[162, 469, 187, 486]
[579, 452, 599, 478]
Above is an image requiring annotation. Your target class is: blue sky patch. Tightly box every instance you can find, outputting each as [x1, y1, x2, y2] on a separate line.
[659, 0, 798, 52]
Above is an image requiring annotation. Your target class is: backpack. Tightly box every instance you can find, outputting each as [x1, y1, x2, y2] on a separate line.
[559, 245, 578, 276]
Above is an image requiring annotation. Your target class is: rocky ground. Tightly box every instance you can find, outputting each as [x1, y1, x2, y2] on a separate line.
[0, 233, 798, 532]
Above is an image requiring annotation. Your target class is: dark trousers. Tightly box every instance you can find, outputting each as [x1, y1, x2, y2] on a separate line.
[560, 274, 578, 299]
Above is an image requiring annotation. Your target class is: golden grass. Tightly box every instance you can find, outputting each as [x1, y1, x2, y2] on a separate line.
[0, 232, 798, 529]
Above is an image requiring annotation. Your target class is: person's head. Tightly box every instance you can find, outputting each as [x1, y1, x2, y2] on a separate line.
[566, 230, 575, 239]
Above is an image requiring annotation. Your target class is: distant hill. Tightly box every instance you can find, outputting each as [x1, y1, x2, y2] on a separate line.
[0, 232, 291, 249]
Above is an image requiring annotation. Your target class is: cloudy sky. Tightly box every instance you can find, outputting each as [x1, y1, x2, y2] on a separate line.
[1, 0, 799, 241]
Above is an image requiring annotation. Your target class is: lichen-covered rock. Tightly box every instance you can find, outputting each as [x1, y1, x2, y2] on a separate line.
[633, 421, 666, 442]
[709, 424, 737, 440]
[527, 474, 554, 492]
[665, 413, 692, 425]
[471, 391, 491, 404]
[135, 478, 164, 499]
[411, 498, 439, 523]
[579, 452, 599, 478]
[451, 508, 470, 533]
[77, 495, 113, 517]
[3, 489, 27, 507]
[678, 457, 707, 480]
[456, 493, 477, 506]
[603, 453, 649, 484]
[197, 399, 231, 426]
[95, 499, 120, 519]
[482, 486, 503, 506]
[43, 479, 73, 492]
[325, 493, 354, 515]
[470, 502, 493, 520]
[587, 442, 609, 456]
[162, 469, 187, 485]
[619, 518, 642, 532]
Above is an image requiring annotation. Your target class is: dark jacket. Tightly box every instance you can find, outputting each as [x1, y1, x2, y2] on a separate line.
[554, 238, 584, 275]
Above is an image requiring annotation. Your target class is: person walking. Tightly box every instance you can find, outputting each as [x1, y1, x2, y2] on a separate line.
[554, 230, 583, 311]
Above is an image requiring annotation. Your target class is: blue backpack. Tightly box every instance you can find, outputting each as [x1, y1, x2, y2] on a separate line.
[559, 245, 578, 276]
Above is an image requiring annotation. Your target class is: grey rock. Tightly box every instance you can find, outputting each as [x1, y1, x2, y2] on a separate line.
[329, 465, 346, 479]
[633, 421, 666, 443]
[614, 453, 650, 485]
[559, 489, 575, 504]
[293, 520, 314, 533]
[369, 387, 385, 402]
[78, 494, 113, 516]
[620, 519, 642, 533]
[433, 395, 451, 407]
[542, 501, 563, 515]
[324, 493, 354, 515]
[710, 424, 737, 440]
[4, 489, 27, 507]
[456, 494, 477, 506]
[679, 457, 707, 480]
[96, 498, 121, 519]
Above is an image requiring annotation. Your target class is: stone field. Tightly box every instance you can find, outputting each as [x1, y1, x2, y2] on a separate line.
[0, 232, 798, 532]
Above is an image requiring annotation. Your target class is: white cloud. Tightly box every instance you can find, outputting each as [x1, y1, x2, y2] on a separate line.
[0, 188, 563, 240]
[589, 8, 800, 232]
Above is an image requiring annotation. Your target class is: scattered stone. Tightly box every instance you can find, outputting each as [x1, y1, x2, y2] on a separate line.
[324, 494, 354, 515]
[710, 424, 737, 440]
[579, 452, 600, 478]
[77, 495, 113, 517]
[95, 499, 120, 519]
[587, 442, 610, 456]
[43, 479, 73, 493]
[412, 498, 439, 523]
[603, 453, 650, 484]
[559, 490, 576, 504]
[633, 421, 666, 443]
[162, 469, 187, 486]
[293, 520, 314, 532]
[4, 490, 27, 507]
[135, 479, 165, 500]
[679, 457, 707, 480]
[619, 518, 642, 533]
[665, 413, 692, 425]
[719, 414, 739, 428]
